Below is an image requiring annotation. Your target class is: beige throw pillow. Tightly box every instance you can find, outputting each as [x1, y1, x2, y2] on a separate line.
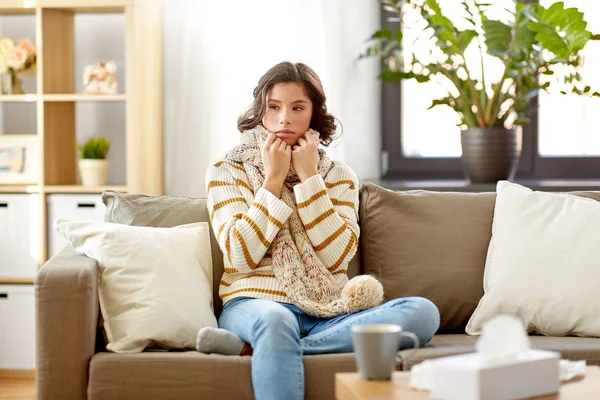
[54, 219, 217, 352]
[358, 182, 496, 330]
[466, 181, 600, 337]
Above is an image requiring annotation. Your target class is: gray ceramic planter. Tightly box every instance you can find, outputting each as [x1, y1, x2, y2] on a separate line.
[460, 127, 522, 183]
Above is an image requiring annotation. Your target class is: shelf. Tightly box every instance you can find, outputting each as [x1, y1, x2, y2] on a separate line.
[43, 94, 126, 102]
[0, 277, 34, 285]
[0, 94, 126, 102]
[0, 8, 36, 16]
[0, 95, 38, 102]
[44, 185, 127, 193]
[0, 185, 40, 193]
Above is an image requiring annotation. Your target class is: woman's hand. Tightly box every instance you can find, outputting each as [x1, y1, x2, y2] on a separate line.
[292, 130, 319, 182]
[262, 132, 292, 197]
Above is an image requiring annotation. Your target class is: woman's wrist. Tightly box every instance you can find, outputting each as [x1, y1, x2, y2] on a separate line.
[298, 170, 318, 183]
[262, 177, 284, 198]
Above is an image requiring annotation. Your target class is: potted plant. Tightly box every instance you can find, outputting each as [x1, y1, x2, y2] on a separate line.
[77, 137, 111, 186]
[361, 0, 600, 183]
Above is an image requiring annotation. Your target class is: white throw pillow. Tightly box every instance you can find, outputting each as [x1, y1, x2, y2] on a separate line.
[54, 219, 217, 352]
[466, 181, 600, 337]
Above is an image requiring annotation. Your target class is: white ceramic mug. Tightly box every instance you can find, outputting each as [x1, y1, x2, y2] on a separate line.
[351, 324, 420, 380]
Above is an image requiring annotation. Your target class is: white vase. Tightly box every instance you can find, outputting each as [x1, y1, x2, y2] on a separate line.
[78, 159, 109, 186]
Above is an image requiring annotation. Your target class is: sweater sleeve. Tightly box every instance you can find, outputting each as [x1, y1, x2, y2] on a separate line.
[206, 164, 293, 273]
[293, 165, 360, 275]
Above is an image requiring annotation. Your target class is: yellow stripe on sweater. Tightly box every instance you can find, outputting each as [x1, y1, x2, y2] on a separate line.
[233, 227, 259, 269]
[331, 199, 355, 209]
[332, 198, 358, 219]
[211, 197, 245, 220]
[241, 214, 271, 248]
[225, 162, 246, 173]
[314, 223, 347, 251]
[328, 231, 357, 271]
[297, 189, 327, 209]
[253, 202, 284, 228]
[217, 213, 244, 240]
[331, 269, 347, 275]
[220, 273, 276, 287]
[236, 178, 253, 193]
[304, 208, 336, 230]
[207, 180, 234, 192]
[225, 234, 232, 264]
[326, 180, 356, 190]
[221, 287, 287, 299]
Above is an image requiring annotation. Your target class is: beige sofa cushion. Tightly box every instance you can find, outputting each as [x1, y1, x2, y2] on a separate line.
[102, 190, 226, 316]
[358, 183, 496, 331]
[102, 190, 362, 316]
[55, 219, 217, 352]
[88, 351, 358, 400]
[467, 182, 600, 337]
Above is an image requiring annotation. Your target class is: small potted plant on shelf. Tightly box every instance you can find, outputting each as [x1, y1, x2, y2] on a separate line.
[361, 0, 600, 183]
[0, 37, 36, 95]
[77, 137, 111, 186]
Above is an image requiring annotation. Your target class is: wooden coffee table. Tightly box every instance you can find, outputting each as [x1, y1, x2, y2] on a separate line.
[335, 366, 600, 399]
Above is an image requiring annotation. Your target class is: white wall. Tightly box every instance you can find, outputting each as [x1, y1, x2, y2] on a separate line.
[163, 0, 381, 197]
[1, 1, 381, 196]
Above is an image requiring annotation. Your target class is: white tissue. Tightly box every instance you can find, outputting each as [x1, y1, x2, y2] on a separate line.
[559, 359, 586, 381]
[475, 314, 531, 365]
[408, 314, 587, 391]
[408, 359, 434, 391]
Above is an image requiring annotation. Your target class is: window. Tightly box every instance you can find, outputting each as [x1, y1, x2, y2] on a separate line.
[383, 0, 600, 179]
[538, 0, 600, 157]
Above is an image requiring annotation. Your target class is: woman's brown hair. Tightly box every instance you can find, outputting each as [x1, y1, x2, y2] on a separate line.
[237, 61, 339, 146]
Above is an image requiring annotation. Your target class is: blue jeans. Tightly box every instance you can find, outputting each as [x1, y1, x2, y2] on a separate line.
[218, 296, 440, 400]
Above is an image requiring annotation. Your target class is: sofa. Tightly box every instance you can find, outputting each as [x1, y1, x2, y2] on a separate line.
[35, 182, 600, 400]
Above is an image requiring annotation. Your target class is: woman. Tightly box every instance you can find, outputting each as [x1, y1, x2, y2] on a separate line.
[198, 61, 440, 400]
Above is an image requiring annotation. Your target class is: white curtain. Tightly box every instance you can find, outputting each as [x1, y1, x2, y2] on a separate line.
[163, 0, 381, 197]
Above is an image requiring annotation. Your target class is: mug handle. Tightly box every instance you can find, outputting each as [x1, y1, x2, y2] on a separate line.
[395, 331, 420, 371]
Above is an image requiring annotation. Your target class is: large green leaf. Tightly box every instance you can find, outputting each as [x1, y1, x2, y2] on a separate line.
[427, 97, 456, 110]
[370, 28, 393, 41]
[534, 1, 592, 54]
[483, 20, 512, 58]
[513, 4, 536, 60]
[529, 22, 569, 56]
[379, 70, 430, 83]
[458, 29, 477, 50]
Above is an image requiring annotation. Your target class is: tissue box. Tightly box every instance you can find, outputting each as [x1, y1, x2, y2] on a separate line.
[430, 349, 560, 400]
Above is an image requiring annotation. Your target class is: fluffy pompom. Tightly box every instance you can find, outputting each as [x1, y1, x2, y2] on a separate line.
[341, 275, 384, 313]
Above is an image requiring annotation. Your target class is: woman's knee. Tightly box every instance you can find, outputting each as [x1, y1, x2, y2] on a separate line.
[387, 297, 440, 344]
[253, 304, 300, 339]
[409, 297, 440, 343]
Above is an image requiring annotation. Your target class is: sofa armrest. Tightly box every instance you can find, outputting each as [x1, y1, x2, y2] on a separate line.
[35, 246, 99, 400]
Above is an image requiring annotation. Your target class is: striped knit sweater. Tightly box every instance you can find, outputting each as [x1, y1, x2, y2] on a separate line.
[206, 160, 360, 306]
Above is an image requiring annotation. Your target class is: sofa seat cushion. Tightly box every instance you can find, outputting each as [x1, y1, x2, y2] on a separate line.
[398, 334, 600, 370]
[88, 351, 357, 400]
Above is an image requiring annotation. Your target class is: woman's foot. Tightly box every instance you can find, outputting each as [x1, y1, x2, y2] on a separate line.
[196, 327, 245, 355]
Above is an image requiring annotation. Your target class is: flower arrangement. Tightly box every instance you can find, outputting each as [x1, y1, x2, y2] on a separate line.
[83, 61, 118, 94]
[0, 37, 37, 94]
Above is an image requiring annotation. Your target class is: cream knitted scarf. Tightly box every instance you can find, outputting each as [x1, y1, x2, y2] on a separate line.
[224, 124, 383, 318]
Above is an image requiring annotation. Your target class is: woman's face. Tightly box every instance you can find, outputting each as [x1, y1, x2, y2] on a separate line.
[262, 82, 313, 146]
